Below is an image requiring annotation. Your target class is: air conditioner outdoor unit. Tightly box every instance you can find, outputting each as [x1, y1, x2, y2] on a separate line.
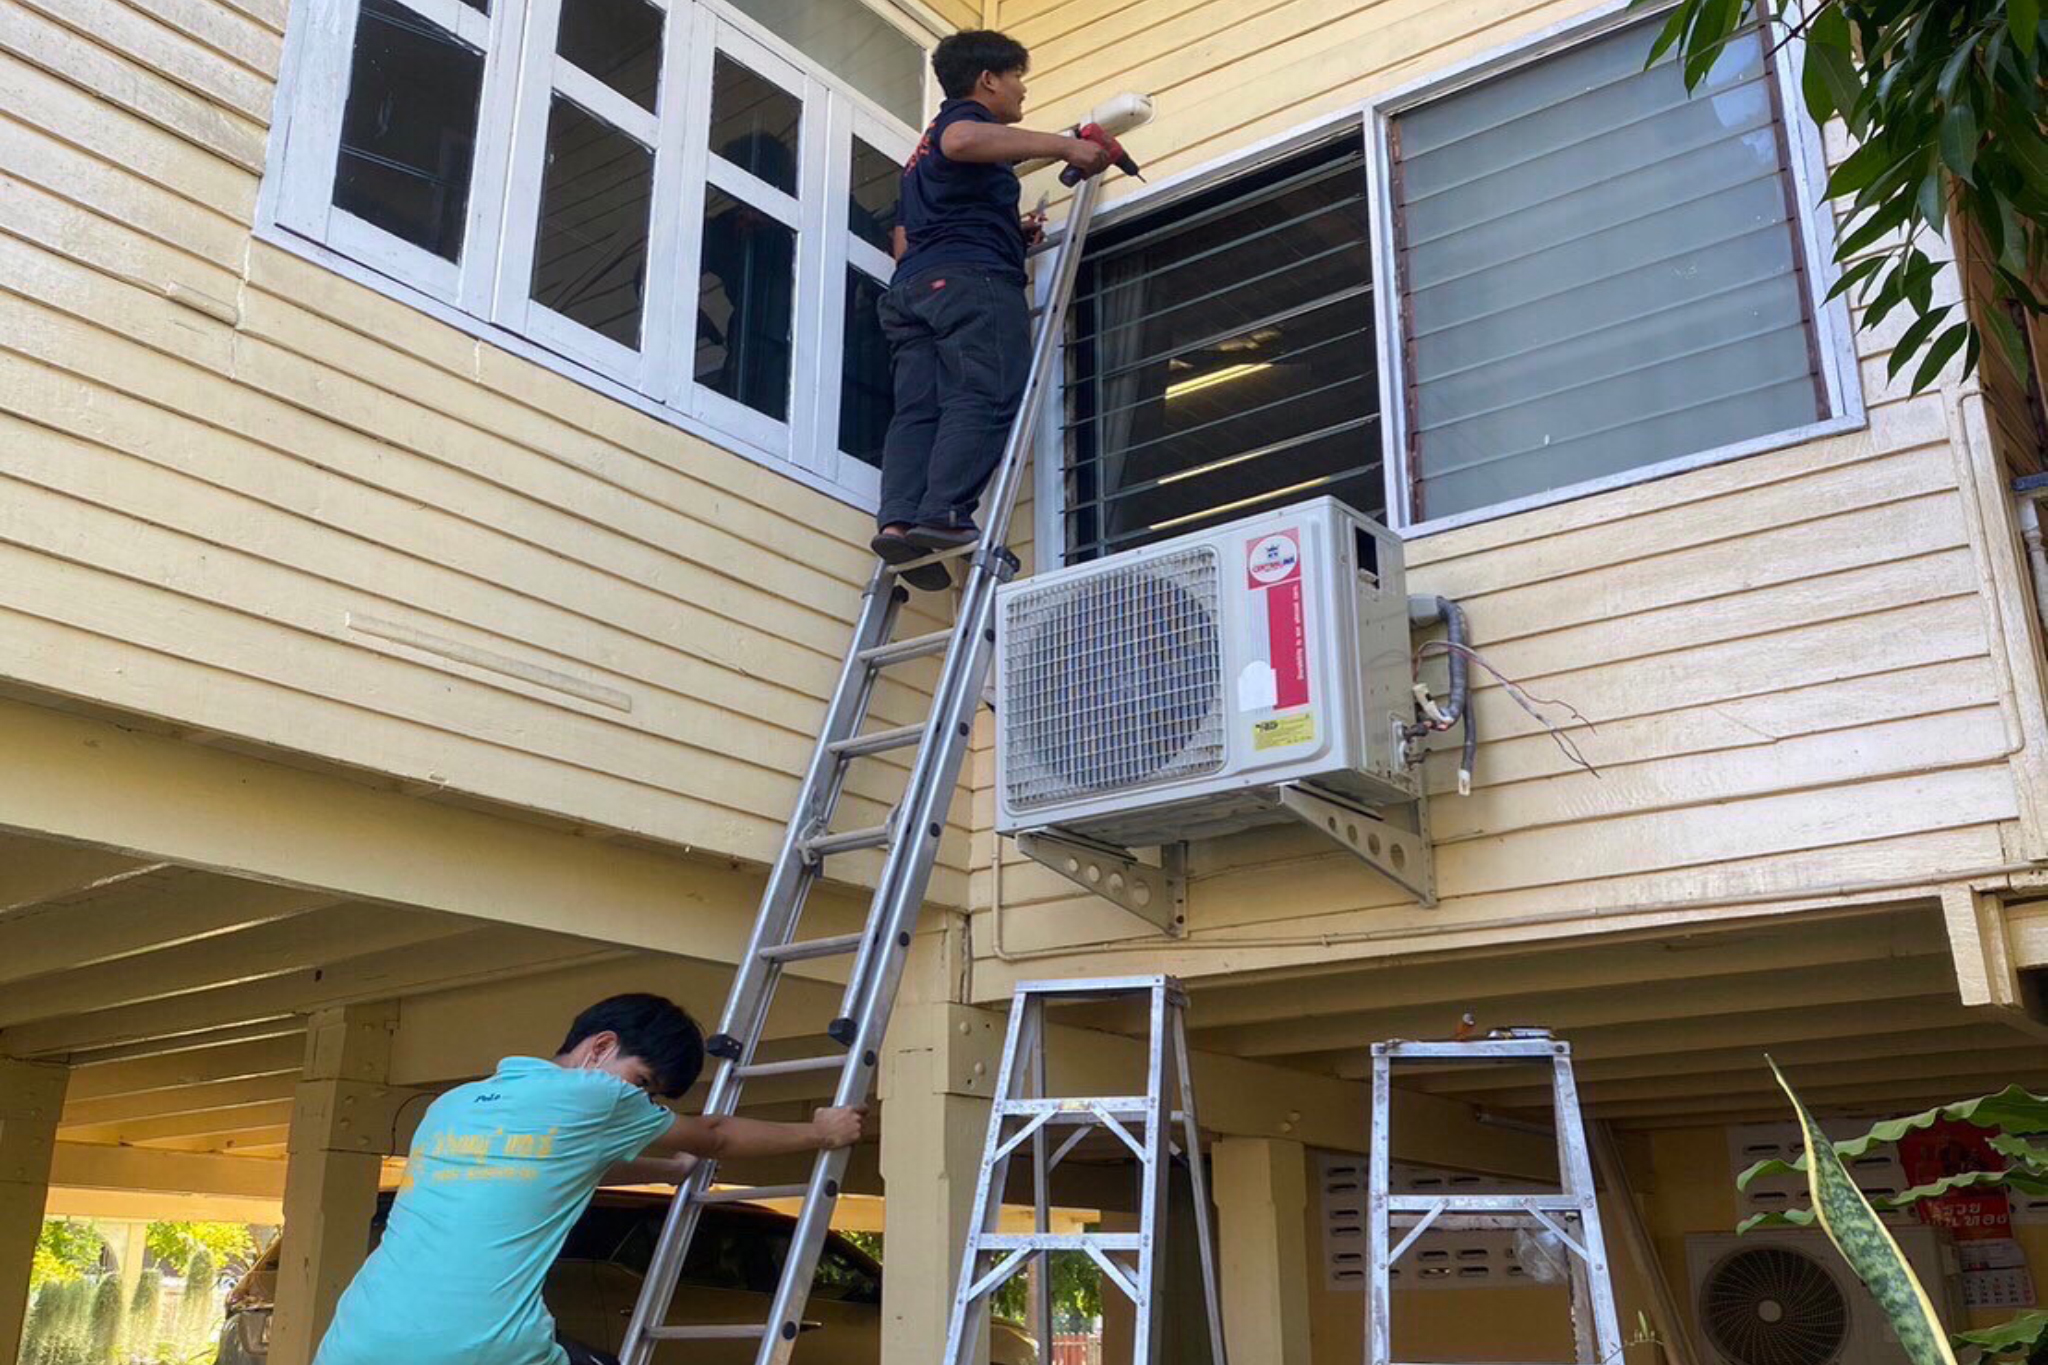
[1684, 1227, 1963, 1365]
[994, 498, 1431, 923]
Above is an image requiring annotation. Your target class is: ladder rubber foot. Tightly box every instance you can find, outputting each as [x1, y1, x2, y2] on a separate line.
[705, 1033, 743, 1060]
[826, 1017, 858, 1047]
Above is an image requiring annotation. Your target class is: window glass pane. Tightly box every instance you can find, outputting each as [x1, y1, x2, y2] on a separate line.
[334, 0, 484, 262]
[532, 96, 654, 348]
[849, 137, 900, 254]
[557, 0, 663, 112]
[697, 186, 795, 420]
[1392, 20, 1824, 521]
[718, 0, 924, 127]
[840, 267, 890, 466]
[1064, 140, 1381, 563]
[711, 55, 801, 195]
[455, 0, 486, 11]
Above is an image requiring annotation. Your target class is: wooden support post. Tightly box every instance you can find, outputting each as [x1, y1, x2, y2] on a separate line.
[1213, 1138, 1314, 1365]
[1592, 1123, 1699, 1365]
[0, 1059, 67, 1360]
[879, 1002, 1000, 1365]
[269, 1005, 418, 1365]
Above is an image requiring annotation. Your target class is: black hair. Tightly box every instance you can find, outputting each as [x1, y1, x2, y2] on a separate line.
[558, 994, 705, 1099]
[932, 30, 1029, 100]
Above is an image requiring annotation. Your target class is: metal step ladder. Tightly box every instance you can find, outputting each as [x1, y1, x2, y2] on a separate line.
[617, 171, 1114, 1365]
[1367, 1033, 1621, 1365]
[943, 976, 1228, 1365]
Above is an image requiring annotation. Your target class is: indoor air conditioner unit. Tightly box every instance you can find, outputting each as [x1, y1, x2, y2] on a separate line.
[994, 498, 1430, 924]
[1685, 1227, 1963, 1365]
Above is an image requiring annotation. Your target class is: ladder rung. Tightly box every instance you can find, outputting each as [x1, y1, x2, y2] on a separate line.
[977, 1232, 1145, 1252]
[647, 1325, 770, 1341]
[732, 1055, 846, 1080]
[800, 824, 892, 859]
[857, 629, 951, 669]
[759, 932, 866, 964]
[828, 723, 925, 759]
[694, 1184, 810, 1205]
[1000, 1096, 1151, 1117]
[1386, 1194, 1585, 1213]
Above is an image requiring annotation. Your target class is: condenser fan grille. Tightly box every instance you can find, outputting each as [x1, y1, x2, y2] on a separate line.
[1003, 546, 1225, 810]
[1700, 1246, 1850, 1365]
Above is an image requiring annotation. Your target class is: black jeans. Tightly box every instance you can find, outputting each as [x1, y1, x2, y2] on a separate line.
[876, 265, 1031, 530]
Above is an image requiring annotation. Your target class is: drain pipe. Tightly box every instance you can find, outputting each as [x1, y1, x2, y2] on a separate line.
[2017, 492, 2048, 642]
[1408, 595, 1476, 795]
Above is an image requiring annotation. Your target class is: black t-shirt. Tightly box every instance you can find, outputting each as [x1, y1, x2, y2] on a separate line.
[895, 99, 1026, 287]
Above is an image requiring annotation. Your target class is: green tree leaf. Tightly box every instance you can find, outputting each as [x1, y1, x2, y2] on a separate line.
[1889, 303, 1954, 377]
[2012, 0, 2040, 57]
[1939, 104, 1979, 181]
[1910, 320, 1971, 390]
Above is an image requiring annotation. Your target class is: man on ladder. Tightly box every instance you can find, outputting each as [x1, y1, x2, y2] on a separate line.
[613, 29, 1147, 1356]
[872, 29, 1118, 590]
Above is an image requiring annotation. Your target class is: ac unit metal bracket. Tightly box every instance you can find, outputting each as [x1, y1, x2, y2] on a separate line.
[1014, 832, 1187, 937]
[1275, 784, 1437, 907]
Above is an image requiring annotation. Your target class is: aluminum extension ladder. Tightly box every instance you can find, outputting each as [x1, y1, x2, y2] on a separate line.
[617, 173, 1115, 1365]
[943, 976, 1228, 1365]
[1367, 1034, 1621, 1365]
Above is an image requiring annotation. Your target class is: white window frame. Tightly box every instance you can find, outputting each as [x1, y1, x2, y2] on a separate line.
[258, 0, 934, 512]
[1036, 0, 1865, 562]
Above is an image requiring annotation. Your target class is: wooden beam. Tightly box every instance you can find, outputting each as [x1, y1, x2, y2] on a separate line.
[1942, 885, 2048, 1042]
[1406, 1024, 2029, 1093]
[49, 1141, 285, 1198]
[1474, 1049, 2043, 1110]
[61, 1074, 299, 1128]
[1200, 956, 1955, 1058]
[385, 954, 844, 1086]
[43, 1186, 281, 1224]
[0, 902, 466, 1027]
[0, 698, 876, 963]
[65, 1034, 306, 1102]
[1160, 909, 1944, 1032]
[0, 837, 153, 914]
[67, 1020, 307, 1067]
[0, 929, 624, 1057]
[60, 1098, 297, 1146]
[0, 869, 333, 988]
[0, 1060, 66, 1360]
[1590, 1067, 2048, 1123]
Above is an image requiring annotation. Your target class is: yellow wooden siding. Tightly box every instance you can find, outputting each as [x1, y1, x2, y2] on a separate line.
[926, 0, 984, 32]
[967, 0, 2037, 990]
[0, 0, 972, 898]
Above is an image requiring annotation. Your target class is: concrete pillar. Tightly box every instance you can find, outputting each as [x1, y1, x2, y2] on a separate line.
[269, 1004, 413, 1365]
[0, 1059, 68, 1360]
[1213, 1137, 1314, 1365]
[878, 1002, 1000, 1365]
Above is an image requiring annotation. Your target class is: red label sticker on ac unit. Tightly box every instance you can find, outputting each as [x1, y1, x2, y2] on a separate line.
[1245, 530, 1309, 710]
[1246, 532, 1301, 588]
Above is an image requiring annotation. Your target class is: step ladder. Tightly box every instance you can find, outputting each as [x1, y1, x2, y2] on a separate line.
[943, 976, 1228, 1365]
[1367, 1034, 1621, 1365]
[617, 172, 1115, 1365]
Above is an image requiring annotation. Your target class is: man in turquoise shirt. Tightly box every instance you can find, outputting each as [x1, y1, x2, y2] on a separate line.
[314, 994, 864, 1365]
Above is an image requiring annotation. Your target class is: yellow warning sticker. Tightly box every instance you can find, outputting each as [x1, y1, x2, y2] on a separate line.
[1252, 712, 1315, 751]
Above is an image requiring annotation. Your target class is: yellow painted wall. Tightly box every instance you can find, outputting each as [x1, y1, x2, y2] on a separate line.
[0, 0, 972, 900]
[964, 0, 2048, 993]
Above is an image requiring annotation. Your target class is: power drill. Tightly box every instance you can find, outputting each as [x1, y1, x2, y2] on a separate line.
[1059, 122, 1143, 186]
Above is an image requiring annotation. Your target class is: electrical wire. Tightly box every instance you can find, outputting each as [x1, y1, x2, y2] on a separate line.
[1416, 639, 1601, 779]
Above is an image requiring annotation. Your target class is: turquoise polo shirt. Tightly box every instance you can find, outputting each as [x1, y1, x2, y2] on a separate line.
[314, 1056, 677, 1365]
